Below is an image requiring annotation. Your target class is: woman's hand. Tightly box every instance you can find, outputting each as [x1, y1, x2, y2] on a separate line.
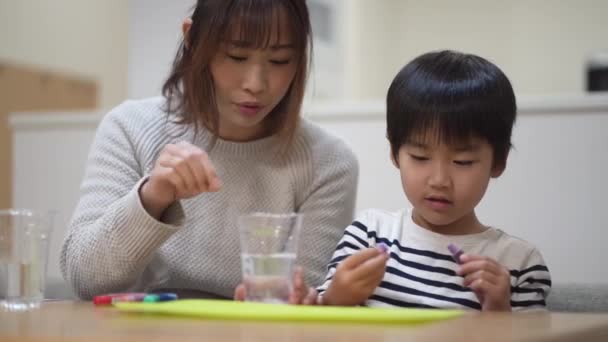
[140, 141, 222, 219]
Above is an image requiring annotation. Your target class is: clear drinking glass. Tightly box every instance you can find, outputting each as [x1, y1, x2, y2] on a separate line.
[0, 209, 54, 311]
[238, 212, 302, 304]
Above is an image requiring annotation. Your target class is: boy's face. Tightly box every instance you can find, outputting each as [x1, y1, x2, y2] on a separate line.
[393, 134, 505, 234]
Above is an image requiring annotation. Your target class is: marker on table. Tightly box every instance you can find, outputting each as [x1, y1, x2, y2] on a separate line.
[93, 292, 178, 305]
[143, 293, 179, 303]
[447, 243, 464, 264]
[112, 293, 148, 304]
[93, 293, 147, 306]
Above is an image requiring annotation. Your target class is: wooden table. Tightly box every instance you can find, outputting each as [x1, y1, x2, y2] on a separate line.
[1, 301, 608, 342]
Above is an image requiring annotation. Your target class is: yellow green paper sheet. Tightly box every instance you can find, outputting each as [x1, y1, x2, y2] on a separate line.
[114, 299, 464, 324]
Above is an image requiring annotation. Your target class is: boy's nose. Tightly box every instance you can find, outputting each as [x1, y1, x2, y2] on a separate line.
[428, 163, 451, 188]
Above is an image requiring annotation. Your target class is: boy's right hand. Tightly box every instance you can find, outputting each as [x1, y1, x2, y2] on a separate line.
[140, 141, 222, 219]
[323, 246, 390, 306]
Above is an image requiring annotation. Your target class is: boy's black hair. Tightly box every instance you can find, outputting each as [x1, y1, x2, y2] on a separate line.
[386, 50, 516, 167]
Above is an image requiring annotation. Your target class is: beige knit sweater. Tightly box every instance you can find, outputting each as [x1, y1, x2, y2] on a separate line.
[61, 97, 359, 299]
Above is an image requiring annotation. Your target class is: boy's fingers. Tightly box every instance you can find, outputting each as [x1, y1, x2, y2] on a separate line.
[234, 284, 246, 301]
[293, 267, 303, 288]
[459, 253, 489, 263]
[302, 288, 318, 305]
[349, 252, 389, 281]
[340, 248, 382, 271]
[289, 267, 306, 304]
[457, 258, 501, 276]
[463, 270, 499, 287]
[288, 266, 308, 304]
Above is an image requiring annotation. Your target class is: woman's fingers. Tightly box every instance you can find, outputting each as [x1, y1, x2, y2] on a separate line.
[155, 142, 222, 198]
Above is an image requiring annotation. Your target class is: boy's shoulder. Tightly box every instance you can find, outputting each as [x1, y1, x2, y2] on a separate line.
[492, 229, 540, 252]
[488, 228, 546, 266]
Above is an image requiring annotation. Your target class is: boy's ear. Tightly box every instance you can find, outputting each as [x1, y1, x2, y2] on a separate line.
[182, 17, 193, 49]
[491, 152, 509, 178]
[390, 150, 399, 168]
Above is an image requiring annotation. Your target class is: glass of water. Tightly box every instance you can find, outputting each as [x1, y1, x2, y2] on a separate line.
[0, 209, 53, 311]
[238, 212, 302, 304]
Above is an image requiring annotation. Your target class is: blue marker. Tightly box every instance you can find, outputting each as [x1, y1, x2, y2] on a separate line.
[143, 293, 178, 303]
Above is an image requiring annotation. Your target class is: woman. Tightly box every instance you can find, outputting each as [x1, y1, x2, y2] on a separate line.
[61, 0, 358, 299]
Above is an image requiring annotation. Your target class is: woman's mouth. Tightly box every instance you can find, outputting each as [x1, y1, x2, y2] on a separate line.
[237, 103, 263, 117]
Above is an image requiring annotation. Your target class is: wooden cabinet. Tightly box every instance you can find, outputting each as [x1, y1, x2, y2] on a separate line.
[0, 62, 96, 208]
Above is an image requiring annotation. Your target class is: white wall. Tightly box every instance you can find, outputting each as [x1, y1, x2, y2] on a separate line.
[11, 96, 608, 289]
[0, 0, 128, 109]
[128, 0, 193, 99]
[388, 0, 608, 98]
[126, 0, 608, 102]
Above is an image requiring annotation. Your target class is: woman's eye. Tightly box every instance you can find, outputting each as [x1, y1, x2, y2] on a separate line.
[270, 59, 291, 65]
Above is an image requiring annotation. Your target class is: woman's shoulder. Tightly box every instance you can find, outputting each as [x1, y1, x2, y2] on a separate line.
[97, 97, 183, 141]
[294, 119, 358, 166]
[101, 97, 168, 126]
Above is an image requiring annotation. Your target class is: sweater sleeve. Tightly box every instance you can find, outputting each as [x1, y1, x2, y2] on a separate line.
[296, 139, 359, 289]
[60, 102, 184, 299]
[510, 248, 552, 311]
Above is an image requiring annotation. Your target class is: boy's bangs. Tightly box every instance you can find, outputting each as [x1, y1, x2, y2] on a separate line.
[401, 78, 504, 148]
[403, 109, 484, 148]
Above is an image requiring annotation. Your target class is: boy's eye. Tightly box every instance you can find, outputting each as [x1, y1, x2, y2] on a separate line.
[409, 154, 429, 162]
[228, 55, 247, 62]
[454, 160, 475, 166]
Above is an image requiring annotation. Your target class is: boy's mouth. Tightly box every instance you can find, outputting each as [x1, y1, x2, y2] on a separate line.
[424, 196, 453, 210]
[425, 196, 452, 203]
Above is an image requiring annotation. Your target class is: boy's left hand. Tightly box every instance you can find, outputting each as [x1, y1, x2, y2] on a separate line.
[457, 254, 511, 311]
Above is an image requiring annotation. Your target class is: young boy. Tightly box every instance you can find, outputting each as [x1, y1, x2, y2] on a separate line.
[234, 50, 551, 310]
[314, 50, 551, 311]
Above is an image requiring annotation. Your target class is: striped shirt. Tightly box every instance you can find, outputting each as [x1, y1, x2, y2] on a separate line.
[317, 208, 551, 311]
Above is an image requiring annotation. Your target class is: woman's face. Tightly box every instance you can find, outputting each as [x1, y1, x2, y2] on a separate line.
[208, 9, 298, 142]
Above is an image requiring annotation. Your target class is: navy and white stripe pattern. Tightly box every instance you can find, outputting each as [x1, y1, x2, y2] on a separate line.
[317, 209, 551, 311]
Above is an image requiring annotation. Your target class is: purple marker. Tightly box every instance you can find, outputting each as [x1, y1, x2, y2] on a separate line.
[377, 242, 389, 253]
[447, 243, 464, 264]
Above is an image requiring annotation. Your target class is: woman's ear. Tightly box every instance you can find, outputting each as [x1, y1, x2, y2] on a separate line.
[182, 17, 193, 49]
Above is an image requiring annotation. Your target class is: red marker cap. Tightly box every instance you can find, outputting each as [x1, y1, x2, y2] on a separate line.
[93, 295, 113, 305]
